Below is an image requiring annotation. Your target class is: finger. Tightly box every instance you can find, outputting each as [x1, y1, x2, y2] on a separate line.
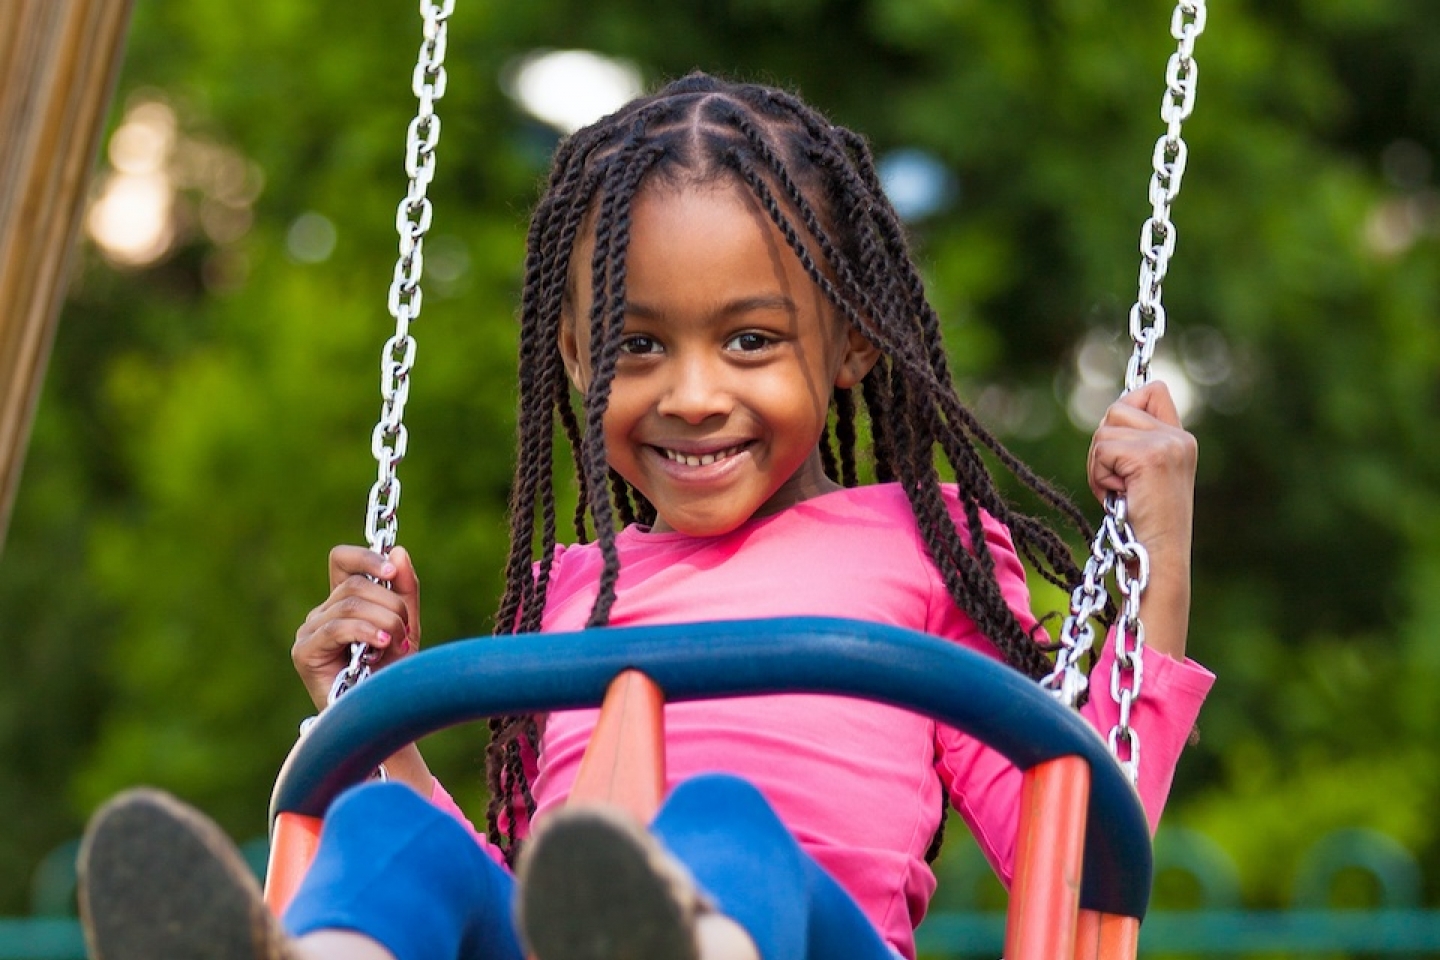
[327, 545, 397, 590]
[1113, 380, 1182, 427]
[1088, 419, 1158, 500]
[304, 576, 413, 639]
[1088, 435, 1153, 501]
[386, 546, 420, 598]
[386, 546, 422, 646]
[1088, 424, 1197, 503]
[1087, 442, 1127, 503]
[296, 614, 407, 662]
[321, 574, 412, 628]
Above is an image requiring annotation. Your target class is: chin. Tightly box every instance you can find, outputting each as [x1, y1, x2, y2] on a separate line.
[658, 511, 755, 539]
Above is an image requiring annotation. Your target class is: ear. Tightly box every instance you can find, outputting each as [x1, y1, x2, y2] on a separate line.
[558, 318, 589, 392]
[835, 325, 881, 389]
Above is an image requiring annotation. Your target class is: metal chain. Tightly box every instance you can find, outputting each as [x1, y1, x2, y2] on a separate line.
[328, 0, 455, 705]
[1041, 0, 1205, 785]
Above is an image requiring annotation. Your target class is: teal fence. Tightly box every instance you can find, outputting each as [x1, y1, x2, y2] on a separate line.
[6, 828, 1438, 959]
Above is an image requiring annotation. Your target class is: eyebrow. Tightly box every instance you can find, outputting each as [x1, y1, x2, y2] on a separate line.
[624, 294, 797, 319]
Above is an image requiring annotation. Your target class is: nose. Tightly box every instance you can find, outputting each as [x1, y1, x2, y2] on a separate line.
[655, 353, 732, 424]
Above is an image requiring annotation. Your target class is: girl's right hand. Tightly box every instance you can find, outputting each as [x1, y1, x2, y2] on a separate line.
[293, 545, 422, 711]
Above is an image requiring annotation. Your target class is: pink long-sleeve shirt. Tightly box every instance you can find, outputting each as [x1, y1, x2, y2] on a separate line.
[432, 483, 1213, 957]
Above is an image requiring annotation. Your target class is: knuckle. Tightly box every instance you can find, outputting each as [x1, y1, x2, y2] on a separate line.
[313, 619, 351, 646]
[328, 544, 359, 570]
[335, 596, 368, 619]
[1164, 429, 1198, 460]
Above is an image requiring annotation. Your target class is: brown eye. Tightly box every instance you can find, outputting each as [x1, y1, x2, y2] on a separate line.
[725, 332, 770, 352]
[620, 334, 662, 355]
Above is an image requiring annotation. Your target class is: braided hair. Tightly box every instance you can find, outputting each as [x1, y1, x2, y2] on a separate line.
[486, 72, 1099, 863]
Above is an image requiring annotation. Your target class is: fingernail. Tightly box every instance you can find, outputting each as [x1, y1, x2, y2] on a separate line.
[401, 638, 413, 653]
[377, 630, 392, 644]
[380, 563, 398, 579]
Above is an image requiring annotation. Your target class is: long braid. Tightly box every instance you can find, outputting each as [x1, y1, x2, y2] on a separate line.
[489, 73, 1102, 864]
[487, 126, 637, 852]
[578, 142, 668, 628]
[862, 370, 896, 483]
[753, 89, 1094, 607]
[722, 115, 1086, 671]
[487, 150, 585, 858]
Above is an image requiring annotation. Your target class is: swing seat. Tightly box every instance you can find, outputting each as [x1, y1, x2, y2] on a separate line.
[266, 617, 1152, 960]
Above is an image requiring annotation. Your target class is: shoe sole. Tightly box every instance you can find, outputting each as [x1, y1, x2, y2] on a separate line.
[517, 807, 701, 960]
[79, 787, 290, 960]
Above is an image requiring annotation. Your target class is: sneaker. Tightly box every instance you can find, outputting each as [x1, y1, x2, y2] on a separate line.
[79, 787, 294, 960]
[515, 805, 707, 960]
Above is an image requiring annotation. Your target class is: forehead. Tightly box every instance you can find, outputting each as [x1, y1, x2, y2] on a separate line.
[570, 179, 821, 308]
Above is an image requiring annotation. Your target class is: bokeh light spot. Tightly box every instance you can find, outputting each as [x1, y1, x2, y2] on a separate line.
[286, 212, 337, 263]
[878, 148, 958, 221]
[503, 49, 644, 134]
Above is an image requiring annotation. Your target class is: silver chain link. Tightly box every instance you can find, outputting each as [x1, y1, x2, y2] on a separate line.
[328, 0, 454, 705]
[1041, 0, 1205, 785]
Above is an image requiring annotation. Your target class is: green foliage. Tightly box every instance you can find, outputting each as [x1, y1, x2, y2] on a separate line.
[3, 0, 1440, 932]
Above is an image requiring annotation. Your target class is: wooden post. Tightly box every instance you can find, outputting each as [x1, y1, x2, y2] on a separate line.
[0, 0, 134, 550]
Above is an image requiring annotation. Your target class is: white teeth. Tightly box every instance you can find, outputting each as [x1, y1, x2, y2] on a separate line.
[663, 445, 742, 467]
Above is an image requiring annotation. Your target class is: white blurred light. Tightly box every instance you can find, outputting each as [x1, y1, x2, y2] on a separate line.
[1147, 356, 1197, 420]
[1363, 196, 1432, 257]
[878, 149, 957, 221]
[424, 234, 470, 283]
[1065, 329, 1198, 429]
[286, 212, 337, 263]
[85, 96, 263, 272]
[88, 100, 181, 266]
[1179, 326, 1234, 386]
[108, 101, 176, 175]
[974, 383, 1055, 440]
[504, 49, 644, 134]
[87, 171, 174, 266]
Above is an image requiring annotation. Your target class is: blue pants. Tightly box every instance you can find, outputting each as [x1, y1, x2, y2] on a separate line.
[283, 774, 896, 960]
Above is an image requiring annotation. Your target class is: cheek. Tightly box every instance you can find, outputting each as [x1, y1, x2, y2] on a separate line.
[779, 358, 835, 422]
[757, 379, 830, 452]
[599, 386, 643, 449]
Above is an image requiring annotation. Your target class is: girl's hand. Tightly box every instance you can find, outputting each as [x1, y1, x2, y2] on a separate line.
[1087, 380, 1197, 564]
[293, 545, 422, 711]
[1087, 381, 1197, 660]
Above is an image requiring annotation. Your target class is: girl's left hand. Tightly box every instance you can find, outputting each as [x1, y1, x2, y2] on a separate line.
[1086, 380, 1198, 569]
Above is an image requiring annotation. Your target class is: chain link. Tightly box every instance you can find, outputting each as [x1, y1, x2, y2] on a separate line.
[1042, 0, 1204, 785]
[329, 0, 454, 705]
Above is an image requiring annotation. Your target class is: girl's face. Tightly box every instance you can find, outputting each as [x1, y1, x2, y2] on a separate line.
[561, 181, 878, 537]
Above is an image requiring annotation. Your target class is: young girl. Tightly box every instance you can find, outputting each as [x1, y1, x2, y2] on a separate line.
[79, 72, 1211, 960]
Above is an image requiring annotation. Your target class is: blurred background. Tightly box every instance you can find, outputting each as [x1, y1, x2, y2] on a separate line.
[3, 0, 1440, 954]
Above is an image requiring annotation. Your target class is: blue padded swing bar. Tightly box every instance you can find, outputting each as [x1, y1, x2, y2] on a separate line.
[270, 616, 1152, 920]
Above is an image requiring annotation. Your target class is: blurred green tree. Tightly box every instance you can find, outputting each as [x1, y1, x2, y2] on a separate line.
[2, 0, 1438, 928]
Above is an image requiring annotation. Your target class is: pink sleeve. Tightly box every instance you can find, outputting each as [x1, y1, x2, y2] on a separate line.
[930, 509, 1214, 887]
[427, 779, 513, 871]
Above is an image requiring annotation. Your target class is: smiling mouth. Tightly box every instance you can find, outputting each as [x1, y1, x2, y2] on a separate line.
[657, 443, 749, 467]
